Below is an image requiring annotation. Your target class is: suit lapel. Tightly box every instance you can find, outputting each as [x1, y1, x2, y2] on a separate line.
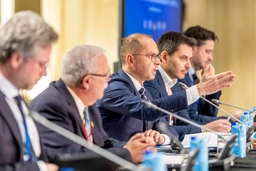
[118, 69, 141, 97]
[54, 79, 86, 139]
[0, 91, 23, 158]
[156, 71, 167, 96]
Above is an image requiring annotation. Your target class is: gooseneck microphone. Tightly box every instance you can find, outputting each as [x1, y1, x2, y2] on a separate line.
[141, 100, 227, 142]
[211, 99, 249, 111]
[178, 82, 246, 127]
[29, 110, 143, 171]
[156, 122, 183, 150]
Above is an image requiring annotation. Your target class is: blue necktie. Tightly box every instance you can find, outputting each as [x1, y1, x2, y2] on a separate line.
[83, 108, 91, 137]
[14, 95, 37, 162]
[139, 87, 148, 131]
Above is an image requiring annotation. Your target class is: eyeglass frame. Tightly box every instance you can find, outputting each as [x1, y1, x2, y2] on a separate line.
[79, 70, 111, 83]
[131, 53, 160, 62]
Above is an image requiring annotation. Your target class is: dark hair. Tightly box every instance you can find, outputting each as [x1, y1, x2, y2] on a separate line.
[157, 31, 197, 57]
[184, 25, 218, 46]
[120, 33, 152, 65]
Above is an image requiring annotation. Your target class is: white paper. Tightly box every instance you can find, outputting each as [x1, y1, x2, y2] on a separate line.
[182, 132, 219, 148]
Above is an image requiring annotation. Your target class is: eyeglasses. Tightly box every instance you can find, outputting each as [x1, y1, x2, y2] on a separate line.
[79, 70, 111, 83]
[132, 53, 160, 62]
[88, 71, 111, 78]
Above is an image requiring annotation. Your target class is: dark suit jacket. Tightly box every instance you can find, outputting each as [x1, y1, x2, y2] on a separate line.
[178, 73, 221, 117]
[144, 71, 202, 139]
[30, 79, 130, 159]
[0, 91, 48, 171]
[98, 69, 188, 141]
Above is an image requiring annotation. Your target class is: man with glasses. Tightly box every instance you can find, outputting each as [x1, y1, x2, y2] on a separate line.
[30, 44, 156, 164]
[0, 11, 58, 171]
[98, 33, 235, 142]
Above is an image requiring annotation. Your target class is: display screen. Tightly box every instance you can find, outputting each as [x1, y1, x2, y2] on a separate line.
[123, 0, 183, 42]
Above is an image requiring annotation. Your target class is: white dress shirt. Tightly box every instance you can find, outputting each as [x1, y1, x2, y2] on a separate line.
[0, 74, 46, 171]
[158, 66, 200, 105]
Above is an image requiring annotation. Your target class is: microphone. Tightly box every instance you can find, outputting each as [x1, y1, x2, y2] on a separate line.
[211, 99, 249, 111]
[29, 110, 143, 171]
[141, 100, 227, 142]
[156, 122, 183, 150]
[178, 82, 246, 126]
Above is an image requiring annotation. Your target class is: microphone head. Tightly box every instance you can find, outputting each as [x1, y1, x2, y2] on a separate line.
[178, 82, 188, 90]
[211, 99, 222, 104]
[156, 122, 183, 150]
[141, 100, 157, 109]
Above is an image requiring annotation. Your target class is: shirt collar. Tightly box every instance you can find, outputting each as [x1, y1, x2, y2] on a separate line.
[0, 74, 19, 99]
[158, 66, 177, 88]
[188, 67, 195, 82]
[66, 85, 86, 120]
[123, 70, 143, 91]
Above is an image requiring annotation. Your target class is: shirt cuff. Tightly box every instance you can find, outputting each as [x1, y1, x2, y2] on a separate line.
[161, 134, 171, 145]
[186, 85, 200, 105]
[37, 160, 47, 171]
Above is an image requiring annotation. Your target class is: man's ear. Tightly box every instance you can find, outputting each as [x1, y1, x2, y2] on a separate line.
[192, 46, 197, 55]
[160, 51, 168, 63]
[9, 52, 23, 68]
[81, 74, 91, 90]
[126, 54, 135, 68]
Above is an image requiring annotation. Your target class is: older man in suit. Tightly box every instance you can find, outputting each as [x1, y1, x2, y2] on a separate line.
[30, 44, 156, 163]
[98, 33, 235, 142]
[0, 11, 58, 171]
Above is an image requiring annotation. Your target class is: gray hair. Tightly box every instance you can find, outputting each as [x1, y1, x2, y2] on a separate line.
[61, 44, 106, 86]
[0, 10, 58, 64]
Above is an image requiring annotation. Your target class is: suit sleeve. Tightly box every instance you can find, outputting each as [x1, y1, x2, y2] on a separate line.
[198, 91, 222, 117]
[101, 80, 188, 121]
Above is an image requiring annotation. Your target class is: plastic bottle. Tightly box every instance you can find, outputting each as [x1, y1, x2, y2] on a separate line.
[231, 122, 246, 158]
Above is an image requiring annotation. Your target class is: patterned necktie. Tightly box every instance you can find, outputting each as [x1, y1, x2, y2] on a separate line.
[83, 108, 91, 139]
[139, 87, 148, 131]
[192, 73, 200, 85]
[14, 95, 37, 162]
[191, 74, 200, 112]
[139, 87, 148, 100]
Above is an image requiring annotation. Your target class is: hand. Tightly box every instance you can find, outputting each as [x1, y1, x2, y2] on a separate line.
[201, 64, 215, 82]
[143, 129, 165, 145]
[45, 163, 59, 171]
[230, 110, 243, 121]
[202, 119, 231, 133]
[197, 70, 235, 96]
[124, 133, 156, 163]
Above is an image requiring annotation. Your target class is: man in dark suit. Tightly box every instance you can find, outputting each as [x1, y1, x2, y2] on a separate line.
[98, 33, 235, 141]
[30, 44, 156, 163]
[182, 25, 221, 117]
[0, 11, 58, 171]
[144, 31, 240, 139]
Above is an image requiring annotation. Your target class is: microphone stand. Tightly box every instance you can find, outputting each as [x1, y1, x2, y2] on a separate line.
[29, 110, 143, 171]
[212, 99, 249, 111]
[141, 100, 227, 142]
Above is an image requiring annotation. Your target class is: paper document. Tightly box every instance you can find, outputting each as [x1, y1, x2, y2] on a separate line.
[182, 132, 231, 148]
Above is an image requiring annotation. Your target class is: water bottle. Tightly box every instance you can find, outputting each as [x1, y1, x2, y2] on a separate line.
[231, 122, 246, 158]
[142, 150, 167, 171]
